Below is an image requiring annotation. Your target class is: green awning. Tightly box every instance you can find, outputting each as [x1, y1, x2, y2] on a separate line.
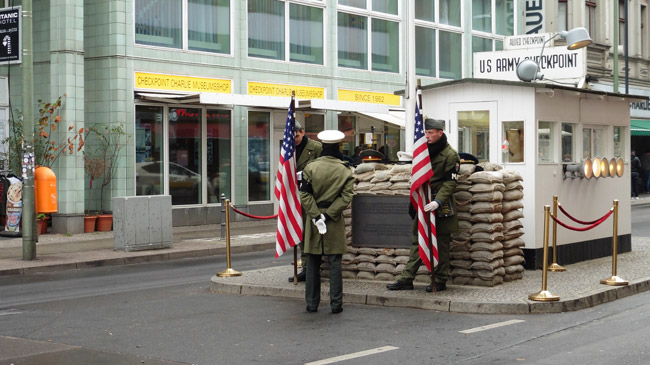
[631, 120, 650, 136]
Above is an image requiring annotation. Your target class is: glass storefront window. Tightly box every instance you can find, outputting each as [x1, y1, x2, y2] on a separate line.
[207, 109, 231, 203]
[415, 0, 435, 21]
[248, 0, 285, 60]
[135, 106, 164, 196]
[371, 18, 399, 73]
[439, 31, 462, 79]
[503, 121, 523, 163]
[169, 108, 202, 205]
[303, 113, 325, 141]
[290, 4, 324, 65]
[416, 26, 436, 77]
[495, 0, 514, 36]
[188, 0, 231, 54]
[248, 111, 271, 201]
[458, 110, 490, 162]
[561, 123, 575, 162]
[338, 12, 368, 69]
[472, 0, 492, 32]
[373, 0, 398, 15]
[135, 0, 183, 48]
[338, 115, 357, 158]
[538, 121, 556, 163]
[614, 126, 625, 158]
[440, 0, 461, 26]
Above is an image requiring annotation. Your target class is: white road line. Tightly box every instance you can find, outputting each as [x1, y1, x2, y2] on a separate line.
[305, 346, 399, 365]
[459, 319, 525, 334]
[0, 310, 23, 317]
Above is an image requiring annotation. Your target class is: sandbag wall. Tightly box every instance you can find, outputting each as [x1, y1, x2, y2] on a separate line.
[322, 162, 525, 286]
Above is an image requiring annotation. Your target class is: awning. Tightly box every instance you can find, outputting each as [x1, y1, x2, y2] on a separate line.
[136, 92, 200, 103]
[354, 110, 406, 128]
[631, 119, 650, 136]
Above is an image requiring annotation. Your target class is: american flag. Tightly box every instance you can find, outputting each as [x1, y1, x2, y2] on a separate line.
[410, 102, 438, 271]
[274, 96, 303, 258]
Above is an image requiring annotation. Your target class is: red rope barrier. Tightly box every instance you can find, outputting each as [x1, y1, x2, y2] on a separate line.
[230, 206, 279, 220]
[550, 209, 613, 231]
[558, 204, 601, 225]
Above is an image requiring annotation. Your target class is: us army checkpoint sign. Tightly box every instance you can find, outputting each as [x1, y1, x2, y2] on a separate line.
[0, 7, 21, 64]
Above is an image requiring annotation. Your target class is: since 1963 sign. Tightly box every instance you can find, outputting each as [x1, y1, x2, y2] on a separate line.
[0, 7, 21, 64]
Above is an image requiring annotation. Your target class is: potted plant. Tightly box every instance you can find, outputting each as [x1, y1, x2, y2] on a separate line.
[36, 213, 49, 235]
[83, 154, 105, 233]
[84, 123, 129, 231]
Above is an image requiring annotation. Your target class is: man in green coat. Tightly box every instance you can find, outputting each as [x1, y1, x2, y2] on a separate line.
[288, 121, 322, 282]
[387, 118, 460, 292]
[300, 130, 354, 314]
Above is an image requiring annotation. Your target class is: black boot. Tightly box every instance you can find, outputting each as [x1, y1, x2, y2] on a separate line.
[288, 269, 306, 283]
[386, 280, 414, 290]
[426, 282, 446, 292]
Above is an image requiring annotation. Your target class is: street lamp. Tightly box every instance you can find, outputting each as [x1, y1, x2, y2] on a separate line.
[516, 27, 593, 82]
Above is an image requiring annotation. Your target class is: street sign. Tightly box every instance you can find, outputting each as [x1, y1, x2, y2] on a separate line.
[0, 6, 21, 64]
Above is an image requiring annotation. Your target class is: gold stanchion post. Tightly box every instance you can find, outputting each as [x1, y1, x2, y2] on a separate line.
[529, 205, 560, 301]
[549, 195, 566, 272]
[600, 200, 627, 285]
[217, 199, 242, 277]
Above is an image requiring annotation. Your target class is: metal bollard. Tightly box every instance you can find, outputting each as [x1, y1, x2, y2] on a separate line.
[220, 193, 226, 241]
[529, 205, 560, 301]
[600, 200, 627, 286]
[548, 196, 566, 272]
[217, 199, 242, 277]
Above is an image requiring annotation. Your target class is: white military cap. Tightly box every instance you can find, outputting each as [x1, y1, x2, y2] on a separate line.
[317, 130, 345, 144]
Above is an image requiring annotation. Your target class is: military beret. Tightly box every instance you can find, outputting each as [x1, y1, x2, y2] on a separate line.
[359, 149, 385, 162]
[424, 118, 445, 130]
[317, 130, 345, 144]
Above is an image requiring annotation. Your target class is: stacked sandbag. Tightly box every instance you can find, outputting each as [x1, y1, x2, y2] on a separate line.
[354, 162, 411, 196]
[467, 170, 506, 287]
[450, 164, 474, 285]
[500, 169, 526, 281]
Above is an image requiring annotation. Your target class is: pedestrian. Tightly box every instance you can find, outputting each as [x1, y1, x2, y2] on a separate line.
[631, 150, 641, 199]
[299, 130, 354, 314]
[640, 151, 650, 194]
[288, 121, 322, 283]
[387, 118, 460, 293]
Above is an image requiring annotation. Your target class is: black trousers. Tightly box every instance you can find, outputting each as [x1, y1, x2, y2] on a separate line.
[305, 254, 342, 311]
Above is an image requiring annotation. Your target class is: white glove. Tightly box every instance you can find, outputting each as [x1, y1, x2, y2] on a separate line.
[312, 214, 327, 234]
[424, 201, 439, 212]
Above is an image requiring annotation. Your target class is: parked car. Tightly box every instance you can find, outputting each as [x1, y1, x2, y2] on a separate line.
[136, 161, 210, 204]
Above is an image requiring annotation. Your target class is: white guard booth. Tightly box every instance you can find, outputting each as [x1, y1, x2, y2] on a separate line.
[419, 78, 647, 269]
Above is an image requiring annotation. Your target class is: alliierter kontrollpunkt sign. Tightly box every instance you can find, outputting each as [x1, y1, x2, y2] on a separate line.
[525, 0, 544, 34]
[0, 7, 20, 64]
[473, 47, 586, 83]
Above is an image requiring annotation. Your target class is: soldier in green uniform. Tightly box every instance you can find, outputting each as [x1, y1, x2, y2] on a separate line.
[288, 121, 322, 283]
[300, 130, 354, 314]
[387, 118, 460, 292]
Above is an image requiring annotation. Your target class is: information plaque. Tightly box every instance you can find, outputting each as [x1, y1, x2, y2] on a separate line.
[352, 194, 412, 248]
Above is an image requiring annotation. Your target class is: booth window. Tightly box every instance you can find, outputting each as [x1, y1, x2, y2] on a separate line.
[538, 121, 556, 163]
[168, 108, 202, 205]
[503, 121, 523, 163]
[136, 105, 165, 196]
[248, 111, 271, 202]
[613, 126, 626, 158]
[207, 109, 231, 203]
[561, 123, 575, 162]
[135, 0, 231, 54]
[583, 126, 605, 159]
[458, 111, 490, 162]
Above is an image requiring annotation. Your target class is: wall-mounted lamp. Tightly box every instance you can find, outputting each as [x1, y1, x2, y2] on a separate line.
[563, 157, 625, 180]
[516, 27, 593, 82]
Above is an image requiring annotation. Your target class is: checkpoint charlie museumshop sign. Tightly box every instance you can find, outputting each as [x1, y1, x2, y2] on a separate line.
[0, 7, 21, 64]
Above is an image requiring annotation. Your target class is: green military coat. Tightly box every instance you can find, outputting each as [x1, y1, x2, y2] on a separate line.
[427, 142, 460, 234]
[300, 156, 354, 255]
[297, 138, 322, 172]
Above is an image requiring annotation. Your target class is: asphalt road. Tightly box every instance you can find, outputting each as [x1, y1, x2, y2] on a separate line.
[0, 207, 649, 364]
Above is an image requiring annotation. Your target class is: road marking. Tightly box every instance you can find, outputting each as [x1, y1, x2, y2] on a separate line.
[0, 309, 23, 317]
[459, 319, 525, 334]
[306, 346, 399, 365]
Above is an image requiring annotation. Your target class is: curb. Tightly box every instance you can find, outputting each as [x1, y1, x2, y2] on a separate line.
[209, 274, 650, 315]
[0, 242, 276, 277]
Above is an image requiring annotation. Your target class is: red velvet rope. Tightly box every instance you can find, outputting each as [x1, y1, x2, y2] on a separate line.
[558, 204, 601, 225]
[550, 209, 613, 232]
[230, 206, 279, 220]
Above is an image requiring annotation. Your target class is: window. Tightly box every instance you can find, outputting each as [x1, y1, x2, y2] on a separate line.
[583, 126, 605, 159]
[538, 121, 556, 163]
[207, 109, 231, 202]
[135, 0, 231, 54]
[415, 0, 435, 22]
[458, 111, 490, 162]
[613, 126, 626, 158]
[338, 115, 357, 157]
[558, 0, 568, 32]
[136, 106, 164, 196]
[561, 123, 575, 162]
[168, 108, 202, 205]
[472, 0, 491, 32]
[415, 0, 462, 79]
[618, 0, 626, 44]
[586, 1, 596, 38]
[248, 111, 271, 202]
[439, 0, 461, 26]
[290, 4, 324, 64]
[338, 2, 400, 72]
[248, 0, 285, 60]
[415, 26, 436, 77]
[439, 31, 463, 79]
[503, 121, 524, 163]
[642, 5, 647, 58]
[495, 0, 514, 36]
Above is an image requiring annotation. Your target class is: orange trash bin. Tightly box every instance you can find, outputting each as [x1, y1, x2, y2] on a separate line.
[35, 166, 58, 213]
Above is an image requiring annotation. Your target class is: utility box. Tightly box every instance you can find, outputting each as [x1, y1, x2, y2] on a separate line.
[34, 166, 58, 213]
[113, 195, 173, 251]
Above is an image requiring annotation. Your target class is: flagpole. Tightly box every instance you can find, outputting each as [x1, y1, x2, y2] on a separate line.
[418, 81, 436, 293]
